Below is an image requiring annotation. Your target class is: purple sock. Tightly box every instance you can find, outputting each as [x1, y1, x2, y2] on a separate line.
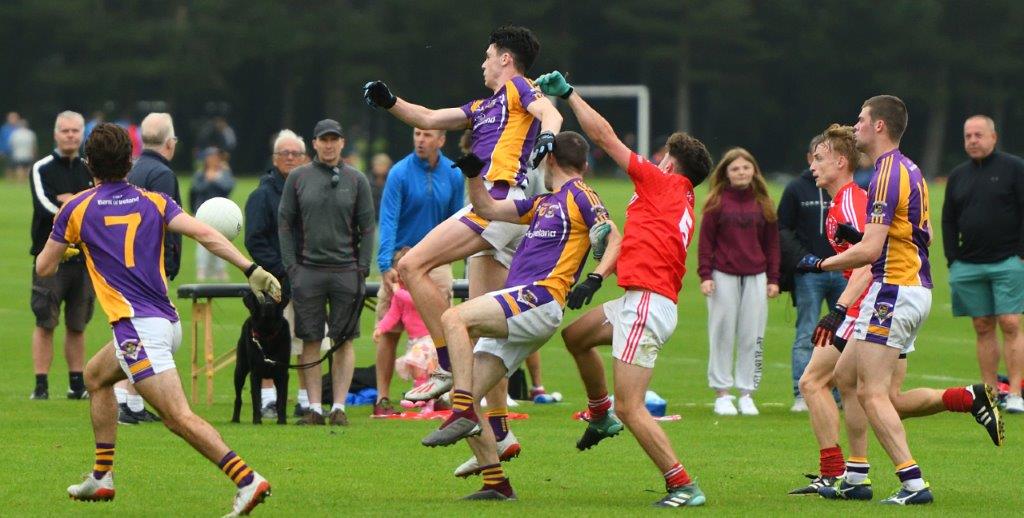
[436, 345, 451, 372]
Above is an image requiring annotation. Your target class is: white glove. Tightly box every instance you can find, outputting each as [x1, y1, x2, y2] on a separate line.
[246, 265, 282, 303]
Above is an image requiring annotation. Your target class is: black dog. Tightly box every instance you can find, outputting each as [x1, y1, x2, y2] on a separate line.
[232, 292, 290, 424]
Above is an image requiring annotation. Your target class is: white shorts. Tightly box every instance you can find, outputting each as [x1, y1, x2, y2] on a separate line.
[474, 284, 563, 375]
[604, 290, 677, 369]
[112, 317, 183, 383]
[456, 182, 527, 268]
[853, 282, 931, 354]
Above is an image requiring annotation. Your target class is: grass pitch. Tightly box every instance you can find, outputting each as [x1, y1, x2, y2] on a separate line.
[0, 175, 1018, 517]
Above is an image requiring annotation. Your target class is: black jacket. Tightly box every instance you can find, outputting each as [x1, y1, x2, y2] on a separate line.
[942, 150, 1024, 265]
[245, 169, 288, 292]
[30, 151, 94, 258]
[127, 149, 182, 280]
[776, 169, 835, 293]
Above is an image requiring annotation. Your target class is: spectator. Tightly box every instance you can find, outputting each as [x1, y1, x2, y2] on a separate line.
[83, 110, 104, 142]
[279, 119, 374, 425]
[28, 110, 94, 400]
[777, 138, 846, 412]
[699, 147, 780, 417]
[190, 146, 235, 281]
[115, 112, 142, 159]
[943, 115, 1024, 413]
[368, 153, 392, 218]
[1, 111, 20, 176]
[373, 128, 462, 416]
[10, 118, 37, 181]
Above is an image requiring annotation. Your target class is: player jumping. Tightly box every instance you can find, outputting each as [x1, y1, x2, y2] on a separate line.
[37, 123, 281, 516]
[534, 70, 713, 508]
[790, 124, 1003, 498]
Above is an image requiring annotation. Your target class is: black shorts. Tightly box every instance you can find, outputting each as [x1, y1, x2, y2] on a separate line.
[833, 336, 907, 359]
[31, 261, 95, 331]
[290, 265, 363, 343]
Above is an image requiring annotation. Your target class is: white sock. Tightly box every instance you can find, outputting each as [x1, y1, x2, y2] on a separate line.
[309, 404, 323, 415]
[261, 388, 276, 405]
[127, 394, 144, 412]
[331, 403, 346, 412]
[114, 387, 128, 405]
[903, 477, 926, 491]
[297, 389, 309, 408]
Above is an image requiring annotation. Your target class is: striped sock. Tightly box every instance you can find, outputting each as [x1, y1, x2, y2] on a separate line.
[481, 463, 507, 485]
[451, 389, 474, 413]
[895, 460, 925, 491]
[588, 394, 612, 420]
[663, 462, 692, 490]
[845, 457, 870, 484]
[93, 443, 114, 480]
[218, 451, 255, 488]
[435, 339, 451, 372]
[941, 386, 972, 412]
[819, 445, 845, 478]
[487, 409, 509, 442]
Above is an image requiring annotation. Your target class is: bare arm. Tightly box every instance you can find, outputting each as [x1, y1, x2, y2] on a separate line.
[526, 96, 563, 134]
[565, 92, 632, 170]
[592, 221, 621, 278]
[167, 212, 254, 272]
[820, 223, 887, 272]
[466, 175, 521, 223]
[388, 99, 469, 131]
[35, 239, 68, 277]
[837, 265, 873, 307]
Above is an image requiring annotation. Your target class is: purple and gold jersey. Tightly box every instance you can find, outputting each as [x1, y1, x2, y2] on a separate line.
[461, 76, 544, 187]
[866, 149, 932, 288]
[50, 181, 184, 323]
[507, 177, 609, 305]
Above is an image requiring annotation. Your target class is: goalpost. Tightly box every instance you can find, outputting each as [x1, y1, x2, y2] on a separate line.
[558, 85, 651, 158]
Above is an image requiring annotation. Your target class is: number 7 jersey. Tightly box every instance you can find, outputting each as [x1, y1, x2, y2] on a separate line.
[616, 153, 696, 303]
[50, 181, 184, 323]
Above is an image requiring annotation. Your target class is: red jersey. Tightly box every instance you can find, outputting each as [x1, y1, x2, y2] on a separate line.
[616, 153, 695, 303]
[826, 181, 869, 315]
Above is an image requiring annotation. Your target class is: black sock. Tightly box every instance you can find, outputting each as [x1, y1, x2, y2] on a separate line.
[69, 372, 85, 392]
[35, 374, 48, 389]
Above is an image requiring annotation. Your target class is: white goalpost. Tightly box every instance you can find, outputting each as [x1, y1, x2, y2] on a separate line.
[559, 85, 651, 158]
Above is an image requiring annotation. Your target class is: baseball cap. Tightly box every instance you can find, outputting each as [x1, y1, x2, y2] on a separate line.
[313, 119, 343, 139]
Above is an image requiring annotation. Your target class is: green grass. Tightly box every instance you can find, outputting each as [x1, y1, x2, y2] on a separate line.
[0, 175, 1018, 517]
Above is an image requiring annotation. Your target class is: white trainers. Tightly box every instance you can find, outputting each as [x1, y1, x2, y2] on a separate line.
[1005, 394, 1024, 414]
[790, 396, 808, 413]
[224, 472, 271, 517]
[713, 395, 738, 416]
[453, 429, 522, 478]
[68, 471, 115, 501]
[403, 367, 453, 402]
[738, 394, 759, 415]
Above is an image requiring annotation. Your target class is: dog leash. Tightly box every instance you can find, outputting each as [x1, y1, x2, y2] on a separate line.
[286, 280, 366, 371]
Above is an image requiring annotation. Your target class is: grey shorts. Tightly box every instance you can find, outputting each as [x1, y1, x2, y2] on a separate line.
[290, 265, 363, 343]
[31, 261, 95, 331]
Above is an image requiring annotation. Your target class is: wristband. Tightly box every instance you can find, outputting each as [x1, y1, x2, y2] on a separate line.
[559, 86, 574, 100]
[244, 263, 259, 278]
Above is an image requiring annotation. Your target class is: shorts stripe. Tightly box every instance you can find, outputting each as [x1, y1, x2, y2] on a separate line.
[501, 293, 521, 316]
[459, 211, 489, 234]
[622, 292, 651, 363]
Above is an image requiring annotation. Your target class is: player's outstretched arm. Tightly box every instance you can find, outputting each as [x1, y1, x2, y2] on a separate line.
[454, 154, 520, 223]
[35, 238, 70, 277]
[819, 223, 887, 272]
[592, 220, 621, 278]
[363, 80, 469, 130]
[566, 221, 621, 310]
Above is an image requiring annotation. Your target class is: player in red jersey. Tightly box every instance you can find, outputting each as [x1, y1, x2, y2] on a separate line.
[790, 124, 1003, 500]
[534, 71, 713, 508]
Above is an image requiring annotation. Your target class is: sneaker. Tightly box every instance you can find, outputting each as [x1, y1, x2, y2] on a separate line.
[131, 408, 161, 423]
[261, 402, 278, 420]
[462, 482, 517, 501]
[295, 411, 325, 425]
[372, 398, 397, 418]
[422, 412, 481, 447]
[713, 395, 737, 416]
[970, 384, 1004, 446]
[30, 386, 49, 400]
[454, 429, 522, 477]
[737, 395, 759, 415]
[576, 413, 624, 451]
[67, 388, 90, 400]
[117, 404, 139, 425]
[293, 403, 309, 418]
[328, 409, 349, 426]
[654, 482, 706, 507]
[788, 474, 837, 495]
[790, 396, 808, 413]
[1005, 394, 1024, 414]
[819, 477, 874, 500]
[403, 367, 453, 402]
[68, 471, 115, 501]
[225, 472, 271, 517]
[530, 386, 547, 399]
[879, 483, 933, 505]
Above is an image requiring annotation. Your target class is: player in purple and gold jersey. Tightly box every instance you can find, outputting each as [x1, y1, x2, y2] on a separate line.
[364, 26, 562, 467]
[36, 124, 281, 516]
[421, 132, 620, 500]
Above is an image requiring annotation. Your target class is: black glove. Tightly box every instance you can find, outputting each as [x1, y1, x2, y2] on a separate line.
[796, 254, 824, 273]
[567, 273, 603, 309]
[813, 303, 848, 347]
[452, 153, 485, 178]
[835, 223, 863, 244]
[363, 80, 397, 109]
[531, 131, 555, 168]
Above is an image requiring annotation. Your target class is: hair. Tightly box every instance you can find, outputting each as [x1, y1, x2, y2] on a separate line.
[53, 110, 84, 132]
[815, 124, 859, 173]
[666, 132, 712, 187]
[371, 153, 393, 170]
[489, 25, 540, 73]
[273, 129, 305, 153]
[862, 95, 908, 143]
[140, 112, 175, 148]
[965, 114, 996, 133]
[703, 147, 777, 222]
[551, 131, 589, 172]
[84, 123, 133, 182]
[808, 133, 824, 154]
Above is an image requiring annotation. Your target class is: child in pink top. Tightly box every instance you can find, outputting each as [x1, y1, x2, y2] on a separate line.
[374, 283, 437, 390]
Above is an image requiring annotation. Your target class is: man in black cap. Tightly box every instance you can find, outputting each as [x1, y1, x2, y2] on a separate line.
[279, 119, 375, 425]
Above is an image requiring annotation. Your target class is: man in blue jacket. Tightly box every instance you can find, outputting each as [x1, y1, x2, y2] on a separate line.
[374, 128, 463, 415]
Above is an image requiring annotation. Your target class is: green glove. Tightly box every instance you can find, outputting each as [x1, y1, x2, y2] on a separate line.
[589, 221, 611, 260]
[535, 71, 574, 99]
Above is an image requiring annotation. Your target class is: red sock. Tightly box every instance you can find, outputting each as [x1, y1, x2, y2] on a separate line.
[663, 463, 692, 490]
[941, 387, 972, 413]
[819, 445, 845, 477]
[588, 394, 612, 420]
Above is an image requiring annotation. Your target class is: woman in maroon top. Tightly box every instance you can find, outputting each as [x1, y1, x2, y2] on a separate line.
[698, 148, 780, 416]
